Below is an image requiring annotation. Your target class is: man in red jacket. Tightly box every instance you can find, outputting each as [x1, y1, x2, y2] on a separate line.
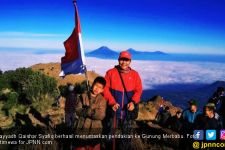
[104, 51, 142, 122]
[103, 51, 142, 150]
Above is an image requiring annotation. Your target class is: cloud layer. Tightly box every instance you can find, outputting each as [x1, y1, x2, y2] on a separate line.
[1, 52, 225, 90]
[86, 57, 225, 89]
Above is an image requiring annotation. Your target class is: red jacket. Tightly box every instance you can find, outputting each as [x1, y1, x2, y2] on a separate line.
[104, 66, 142, 107]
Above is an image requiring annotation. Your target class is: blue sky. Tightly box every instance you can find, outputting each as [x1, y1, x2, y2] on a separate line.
[0, 0, 225, 54]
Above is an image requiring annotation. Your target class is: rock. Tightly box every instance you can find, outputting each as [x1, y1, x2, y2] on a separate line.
[31, 63, 100, 86]
[137, 95, 182, 121]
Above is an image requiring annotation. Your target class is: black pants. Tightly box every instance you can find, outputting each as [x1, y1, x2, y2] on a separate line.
[65, 112, 75, 128]
[102, 107, 134, 150]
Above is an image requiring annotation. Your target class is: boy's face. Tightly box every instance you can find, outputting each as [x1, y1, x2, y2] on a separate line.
[92, 82, 104, 95]
[205, 107, 213, 117]
[190, 105, 197, 113]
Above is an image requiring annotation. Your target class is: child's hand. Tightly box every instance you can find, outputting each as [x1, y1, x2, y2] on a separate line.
[91, 104, 96, 110]
[112, 103, 120, 111]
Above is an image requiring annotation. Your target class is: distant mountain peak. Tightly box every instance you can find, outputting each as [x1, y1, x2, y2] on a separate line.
[127, 48, 139, 53]
[152, 51, 167, 55]
[98, 46, 111, 50]
[127, 48, 137, 51]
[89, 46, 116, 53]
[86, 46, 118, 58]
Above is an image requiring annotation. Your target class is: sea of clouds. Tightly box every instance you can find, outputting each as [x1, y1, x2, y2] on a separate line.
[1, 52, 225, 90]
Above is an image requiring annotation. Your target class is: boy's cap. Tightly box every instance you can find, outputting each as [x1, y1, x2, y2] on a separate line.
[188, 99, 198, 106]
[205, 103, 216, 108]
[119, 51, 131, 60]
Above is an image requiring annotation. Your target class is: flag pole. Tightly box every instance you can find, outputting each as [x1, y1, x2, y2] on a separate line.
[84, 65, 91, 98]
[72, 0, 91, 96]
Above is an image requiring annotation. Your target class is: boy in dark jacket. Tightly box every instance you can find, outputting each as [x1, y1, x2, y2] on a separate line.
[74, 76, 107, 150]
[158, 106, 171, 127]
[166, 111, 182, 132]
[194, 103, 223, 130]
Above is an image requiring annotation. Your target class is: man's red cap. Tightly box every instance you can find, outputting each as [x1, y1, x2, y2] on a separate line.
[119, 51, 131, 60]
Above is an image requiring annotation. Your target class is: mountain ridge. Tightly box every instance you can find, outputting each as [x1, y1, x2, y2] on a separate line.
[142, 81, 225, 109]
[127, 48, 167, 55]
[86, 46, 167, 59]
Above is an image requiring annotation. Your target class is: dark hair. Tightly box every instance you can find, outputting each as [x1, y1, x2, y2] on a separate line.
[92, 76, 106, 88]
[188, 99, 198, 106]
[67, 83, 73, 86]
[176, 110, 182, 115]
[165, 106, 170, 111]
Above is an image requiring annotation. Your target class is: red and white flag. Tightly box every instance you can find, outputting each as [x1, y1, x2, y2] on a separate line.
[59, 1, 86, 77]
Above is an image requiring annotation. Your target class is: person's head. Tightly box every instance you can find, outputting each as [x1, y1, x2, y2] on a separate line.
[188, 99, 198, 113]
[67, 83, 74, 92]
[204, 103, 216, 118]
[216, 87, 224, 96]
[165, 106, 170, 111]
[118, 51, 131, 70]
[91, 76, 106, 96]
[176, 111, 182, 119]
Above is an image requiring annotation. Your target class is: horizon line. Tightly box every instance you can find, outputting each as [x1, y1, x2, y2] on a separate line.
[0, 46, 225, 56]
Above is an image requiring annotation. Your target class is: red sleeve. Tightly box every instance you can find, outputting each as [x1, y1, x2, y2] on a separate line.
[131, 72, 142, 104]
[103, 70, 117, 106]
